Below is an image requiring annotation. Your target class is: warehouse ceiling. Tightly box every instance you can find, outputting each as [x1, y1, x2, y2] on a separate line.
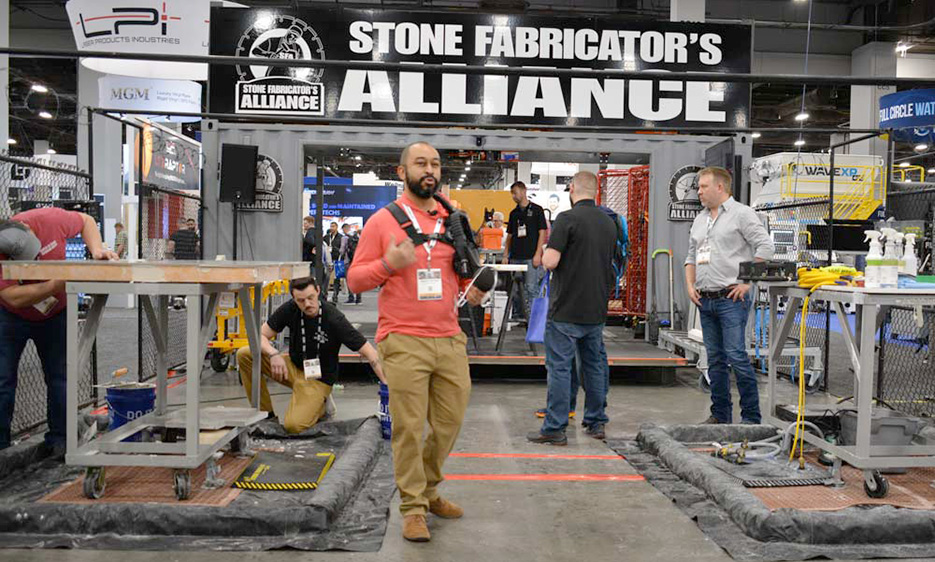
[5, 0, 935, 168]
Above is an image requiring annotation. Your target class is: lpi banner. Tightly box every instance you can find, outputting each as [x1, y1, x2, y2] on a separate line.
[66, 0, 210, 80]
[209, 8, 751, 128]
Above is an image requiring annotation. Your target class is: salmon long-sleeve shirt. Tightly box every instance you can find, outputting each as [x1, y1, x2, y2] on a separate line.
[348, 193, 467, 342]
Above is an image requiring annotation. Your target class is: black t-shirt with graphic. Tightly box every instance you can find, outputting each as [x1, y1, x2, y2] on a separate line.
[170, 229, 199, 260]
[507, 201, 548, 260]
[266, 300, 367, 385]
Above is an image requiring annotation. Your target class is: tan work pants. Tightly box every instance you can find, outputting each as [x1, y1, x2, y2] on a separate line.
[236, 347, 331, 434]
[378, 332, 471, 516]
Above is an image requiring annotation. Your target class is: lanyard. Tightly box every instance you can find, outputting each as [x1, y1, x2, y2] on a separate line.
[298, 307, 326, 360]
[402, 204, 444, 266]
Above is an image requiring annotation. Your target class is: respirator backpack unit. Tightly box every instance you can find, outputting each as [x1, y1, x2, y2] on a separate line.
[384, 194, 496, 298]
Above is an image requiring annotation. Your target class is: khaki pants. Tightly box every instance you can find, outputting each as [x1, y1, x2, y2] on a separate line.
[236, 347, 331, 434]
[378, 332, 471, 516]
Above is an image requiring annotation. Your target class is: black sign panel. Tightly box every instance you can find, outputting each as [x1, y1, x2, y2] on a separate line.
[141, 124, 201, 192]
[210, 8, 751, 128]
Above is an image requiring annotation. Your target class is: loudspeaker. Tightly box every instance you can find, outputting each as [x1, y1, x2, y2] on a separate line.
[219, 144, 259, 203]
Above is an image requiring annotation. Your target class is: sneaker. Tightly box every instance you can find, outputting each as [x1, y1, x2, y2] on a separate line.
[584, 424, 606, 440]
[740, 419, 761, 425]
[526, 430, 568, 446]
[355, 296, 362, 304]
[345, 298, 355, 304]
[700, 416, 727, 424]
[402, 514, 431, 542]
[428, 497, 463, 519]
[535, 408, 575, 419]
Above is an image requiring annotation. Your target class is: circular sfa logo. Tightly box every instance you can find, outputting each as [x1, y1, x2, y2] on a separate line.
[255, 154, 283, 194]
[668, 165, 703, 221]
[235, 15, 325, 83]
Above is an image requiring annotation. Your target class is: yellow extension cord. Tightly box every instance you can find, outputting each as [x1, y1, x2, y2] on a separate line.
[789, 266, 858, 464]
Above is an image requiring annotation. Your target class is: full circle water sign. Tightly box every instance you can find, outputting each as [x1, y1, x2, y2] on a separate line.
[879, 88, 935, 143]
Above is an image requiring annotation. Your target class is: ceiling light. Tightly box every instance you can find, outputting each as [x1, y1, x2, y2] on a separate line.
[38, 111, 52, 119]
[47, 148, 56, 154]
[751, 132, 761, 139]
[928, 168, 935, 174]
[6, 139, 15, 145]
[915, 144, 928, 152]
[794, 112, 809, 122]
[899, 162, 910, 167]
[30, 84, 48, 93]
[354, 155, 361, 161]
[794, 138, 806, 147]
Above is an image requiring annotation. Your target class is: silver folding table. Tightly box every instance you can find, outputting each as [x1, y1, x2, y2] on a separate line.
[766, 283, 935, 497]
[2, 260, 307, 499]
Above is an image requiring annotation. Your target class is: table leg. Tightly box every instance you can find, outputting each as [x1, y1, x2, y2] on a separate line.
[66, 292, 79, 457]
[185, 293, 201, 458]
[238, 286, 262, 410]
[495, 274, 515, 354]
[856, 303, 877, 460]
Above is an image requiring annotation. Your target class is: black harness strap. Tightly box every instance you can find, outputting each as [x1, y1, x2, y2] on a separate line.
[385, 202, 452, 247]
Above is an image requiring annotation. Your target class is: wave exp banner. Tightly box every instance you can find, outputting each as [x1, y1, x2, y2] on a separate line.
[210, 8, 751, 128]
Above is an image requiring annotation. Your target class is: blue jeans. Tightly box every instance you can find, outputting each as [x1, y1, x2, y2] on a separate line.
[699, 295, 761, 424]
[567, 338, 610, 412]
[0, 308, 67, 449]
[542, 320, 609, 433]
[509, 258, 542, 320]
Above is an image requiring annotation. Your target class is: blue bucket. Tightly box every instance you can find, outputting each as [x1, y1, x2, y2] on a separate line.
[106, 384, 156, 442]
[378, 383, 391, 440]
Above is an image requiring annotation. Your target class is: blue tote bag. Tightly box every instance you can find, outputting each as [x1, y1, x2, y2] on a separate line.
[334, 259, 347, 279]
[526, 272, 550, 344]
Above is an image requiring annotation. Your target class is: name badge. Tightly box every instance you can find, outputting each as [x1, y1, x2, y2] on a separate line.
[417, 268, 443, 301]
[304, 358, 322, 380]
[517, 224, 527, 238]
[33, 296, 58, 316]
[696, 250, 711, 265]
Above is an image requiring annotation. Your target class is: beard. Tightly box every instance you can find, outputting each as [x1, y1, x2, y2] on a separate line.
[407, 173, 439, 199]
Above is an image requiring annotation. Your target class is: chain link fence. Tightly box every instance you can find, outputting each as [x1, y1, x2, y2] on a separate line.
[138, 185, 203, 382]
[869, 182, 935, 417]
[0, 151, 98, 437]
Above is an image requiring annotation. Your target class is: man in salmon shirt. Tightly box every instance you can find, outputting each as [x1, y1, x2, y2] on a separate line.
[0, 207, 118, 455]
[348, 141, 485, 543]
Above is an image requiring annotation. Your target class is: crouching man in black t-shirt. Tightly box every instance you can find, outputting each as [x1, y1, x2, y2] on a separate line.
[236, 276, 385, 433]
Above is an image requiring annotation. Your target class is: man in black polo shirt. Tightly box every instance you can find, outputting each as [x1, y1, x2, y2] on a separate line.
[236, 276, 385, 433]
[528, 171, 616, 445]
[502, 181, 548, 320]
[168, 217, 200, 260]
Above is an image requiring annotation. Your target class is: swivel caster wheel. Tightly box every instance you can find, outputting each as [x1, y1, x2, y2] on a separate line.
[863, 470, 889, 499]
[83, 467, 106, 499]
[174, 469, 192, 501]
[210, 349, 230, 373]
[230, 431, 252, 455]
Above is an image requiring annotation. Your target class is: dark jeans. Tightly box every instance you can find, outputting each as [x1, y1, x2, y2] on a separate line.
[0, 308, 67, 449]
[509, 258, 542, 320]
[565, 338, 610, 413]
[542, 320, 609, 433]
[699, 295, 761, 424]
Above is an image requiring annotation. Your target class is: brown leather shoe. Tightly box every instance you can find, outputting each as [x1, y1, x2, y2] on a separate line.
[402, 514, 430, 542]
[428, 497, 464, 519]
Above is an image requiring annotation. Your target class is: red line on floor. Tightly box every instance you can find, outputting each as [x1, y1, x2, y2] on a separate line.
[450, 453, 623, 460]
[445, 474, 644, 482]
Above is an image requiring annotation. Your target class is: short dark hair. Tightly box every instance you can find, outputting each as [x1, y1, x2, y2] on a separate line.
[510, 181, 527, 192]
[289, 276, 319, 293]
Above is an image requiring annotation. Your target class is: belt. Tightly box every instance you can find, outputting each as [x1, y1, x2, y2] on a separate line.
[698, 288, 733, 299]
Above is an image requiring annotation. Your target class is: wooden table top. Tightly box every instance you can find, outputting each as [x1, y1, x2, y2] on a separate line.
[1, 260, 310, 284]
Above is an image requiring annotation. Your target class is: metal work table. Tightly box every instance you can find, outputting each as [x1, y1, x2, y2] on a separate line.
[2, 260, 307, 500]
[766, 283, 935, 497]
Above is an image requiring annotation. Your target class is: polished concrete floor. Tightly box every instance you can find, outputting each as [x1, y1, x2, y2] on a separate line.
[2, 367, 932, 561]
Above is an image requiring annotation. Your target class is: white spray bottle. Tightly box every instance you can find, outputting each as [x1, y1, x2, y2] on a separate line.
[864, 230, 883, 289]
[903, 233, 918, 278]
[894, 232, 905, 274]
[880, 228, 900, 288]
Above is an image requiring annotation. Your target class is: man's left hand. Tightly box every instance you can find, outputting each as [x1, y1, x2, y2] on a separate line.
[728, 283, 751, 302]
[466, 286, 486, 306]
[92, 248, 119, 261]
